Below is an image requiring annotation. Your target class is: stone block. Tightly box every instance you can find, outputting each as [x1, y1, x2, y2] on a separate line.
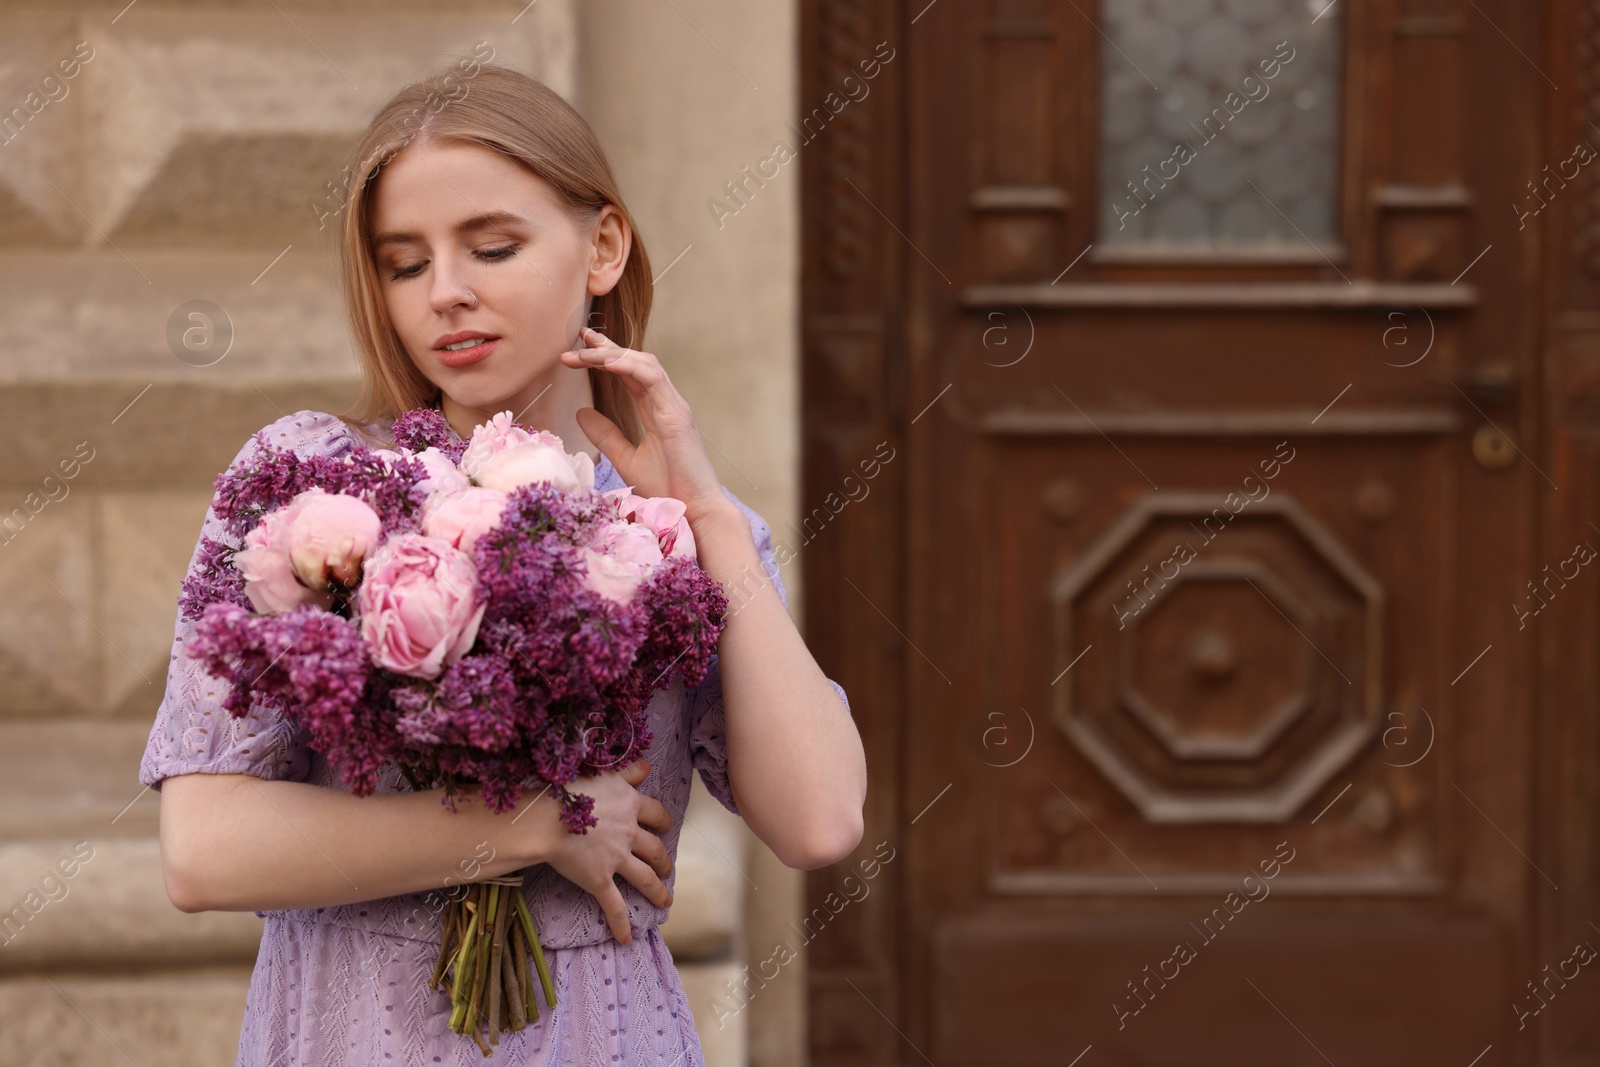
[0, 967, 253, 1066]
[99, 490, 213, 714]
[0, 838, 263, 974]
[0, 720, 160, 840]
[0, 498, 97, 713]
[0, 13, 91, 243]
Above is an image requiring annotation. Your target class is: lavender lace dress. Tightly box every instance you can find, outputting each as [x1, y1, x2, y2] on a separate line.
[138, 410, 851, 1066]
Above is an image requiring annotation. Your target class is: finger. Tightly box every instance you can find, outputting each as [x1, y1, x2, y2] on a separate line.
[593, 879, 634, 944]
[573, 406, 631, 461]
[567, 335, 672, 397]
[632, 827, 673, 880]
[582, 324, 626, 354]
[567, 337, 698, 436]
[637, 795, 671, 835]
[562, 326, 627, 366]
[621, 855, 672, 909]
[621, 758, 651, 786]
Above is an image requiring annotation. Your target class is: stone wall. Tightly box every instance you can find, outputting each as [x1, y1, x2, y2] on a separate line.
[0, 2, 802, 1064]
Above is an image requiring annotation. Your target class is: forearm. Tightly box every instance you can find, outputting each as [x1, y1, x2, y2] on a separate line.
[691, 503, 867, 868]
[160, 772, 560, 913]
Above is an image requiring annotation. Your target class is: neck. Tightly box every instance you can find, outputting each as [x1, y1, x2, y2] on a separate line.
[439, 366, 601, 464]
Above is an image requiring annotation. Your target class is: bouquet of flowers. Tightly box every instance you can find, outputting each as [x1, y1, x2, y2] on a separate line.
[177, 407, 728, 1054]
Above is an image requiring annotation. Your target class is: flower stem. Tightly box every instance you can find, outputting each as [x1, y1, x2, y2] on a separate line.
[429, 896, 459, 990]
[440, 875, 549, 1050]
[465, 886, 491, 1043]
[515, 890, 556, 1008]
[448, 898, 481, 1030]
[487, 885, 506, 1044]
[512, 919, 536, 1024]
[502, 920, 527, 1032]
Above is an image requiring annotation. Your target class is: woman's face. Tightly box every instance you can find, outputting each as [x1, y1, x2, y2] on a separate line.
[367, 138, 627, 423]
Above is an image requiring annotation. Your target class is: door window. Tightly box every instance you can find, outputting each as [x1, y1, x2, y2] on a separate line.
[1097, 0, 1343, 254]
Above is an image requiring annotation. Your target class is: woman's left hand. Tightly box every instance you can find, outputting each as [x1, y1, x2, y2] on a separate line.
[560, 326, 731, 524]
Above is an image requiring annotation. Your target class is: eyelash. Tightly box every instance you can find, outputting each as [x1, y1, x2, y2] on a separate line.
[388, 243, 521, 282]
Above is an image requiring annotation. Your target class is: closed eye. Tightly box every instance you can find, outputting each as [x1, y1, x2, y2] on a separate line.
[387, 244, 522, 282]
[477, 244, 520, 262]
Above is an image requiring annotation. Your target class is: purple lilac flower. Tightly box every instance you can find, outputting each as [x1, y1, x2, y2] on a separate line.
[390, 407, 467, 464]
[392, 653, 519, 752]
[178, 436, 433, 623]
[188, 602, 380, 789]
[178, 536, 251, 621]
[180, 405, 730, 835]
[210, 435, 430, 543]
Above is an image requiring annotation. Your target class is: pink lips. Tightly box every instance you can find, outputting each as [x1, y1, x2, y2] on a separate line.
[436, 337, 500, 368]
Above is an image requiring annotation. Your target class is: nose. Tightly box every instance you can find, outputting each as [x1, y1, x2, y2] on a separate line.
[428, 256, 476, 315]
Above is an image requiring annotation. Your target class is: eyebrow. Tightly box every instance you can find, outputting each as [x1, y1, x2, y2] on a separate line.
[371, 210, 531, 248]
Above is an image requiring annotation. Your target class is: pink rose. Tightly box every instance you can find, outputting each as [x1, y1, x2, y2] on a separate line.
[579, 522, 663, 605]
[235, 500, 336, 615]
[367, 447, 408, 478]
[421, 487, 510, 554]
[414, 447, 472, 498]
[590, 520, 665, 565]
[372, 446, 471, 500]
[471, 441, 594, 494]
[233, 489, 380, 614]
[602, 488, 698, 560]
[458, 411, 561, 472]
[579, 548, 649, 605]
[356, 533, 486, 679]
[461, 410, 594, 494]
[280, 489, 383, 588]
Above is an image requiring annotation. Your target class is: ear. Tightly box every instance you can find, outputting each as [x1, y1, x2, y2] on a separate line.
[586, 205, 632, 298]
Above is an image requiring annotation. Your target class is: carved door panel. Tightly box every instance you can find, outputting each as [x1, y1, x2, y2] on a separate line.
[801, 1, 1576, 1065]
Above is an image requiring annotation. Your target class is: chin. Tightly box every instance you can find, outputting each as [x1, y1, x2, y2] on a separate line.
[452, 384, 548, 421]
[432, 375, 508, 406]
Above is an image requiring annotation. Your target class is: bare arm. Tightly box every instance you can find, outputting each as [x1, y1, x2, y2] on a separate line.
[159, 759, 675, 943]
[690, 502, 868, 870]
[558, 329, 868, 870]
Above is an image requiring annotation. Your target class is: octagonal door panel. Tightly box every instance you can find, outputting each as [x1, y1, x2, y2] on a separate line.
[993, 441, 1433, 892]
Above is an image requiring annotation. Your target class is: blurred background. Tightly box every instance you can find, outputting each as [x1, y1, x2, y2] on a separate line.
[1, 0, 1594, 1065]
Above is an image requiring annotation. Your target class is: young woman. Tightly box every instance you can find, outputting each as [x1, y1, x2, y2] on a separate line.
[139, 63, 867, 1065]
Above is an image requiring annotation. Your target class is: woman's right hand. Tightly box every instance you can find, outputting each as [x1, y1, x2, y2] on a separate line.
[540, 758, 674, 945]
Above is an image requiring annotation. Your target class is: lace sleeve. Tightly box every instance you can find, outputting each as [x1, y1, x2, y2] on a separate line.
[686, 489, 852, 816]
[137, 411, 352, 791]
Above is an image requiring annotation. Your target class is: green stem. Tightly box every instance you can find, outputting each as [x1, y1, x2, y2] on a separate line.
[465, 887, 491, 1040]
[487, 886, 506, 1044]
[503, 918, 528, 1032]
[429, 894, 459, 990]
[512, 919, 536, 1025]
[449, 899, 482, 1031]
[515, 890, 557, 1008]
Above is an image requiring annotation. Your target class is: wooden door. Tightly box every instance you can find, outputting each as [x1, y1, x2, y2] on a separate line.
[799, 1, 1600, 1065]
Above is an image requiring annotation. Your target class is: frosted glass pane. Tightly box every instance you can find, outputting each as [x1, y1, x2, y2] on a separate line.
[1098, 0, 1341, 250]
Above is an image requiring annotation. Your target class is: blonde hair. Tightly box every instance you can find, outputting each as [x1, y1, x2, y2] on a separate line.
[336, 61, 651, 449]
